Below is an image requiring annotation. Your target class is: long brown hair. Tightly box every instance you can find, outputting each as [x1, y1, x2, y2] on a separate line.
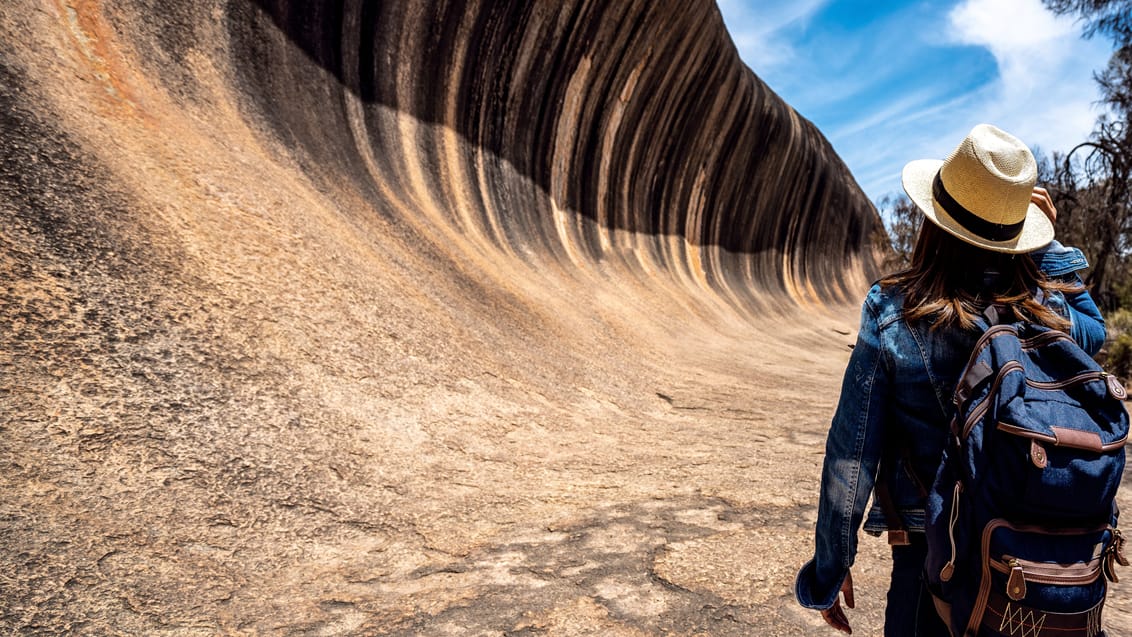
[880, 223, 1078, 331]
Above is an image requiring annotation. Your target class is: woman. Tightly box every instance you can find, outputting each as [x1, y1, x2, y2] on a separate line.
[794, 124, 1106, 635]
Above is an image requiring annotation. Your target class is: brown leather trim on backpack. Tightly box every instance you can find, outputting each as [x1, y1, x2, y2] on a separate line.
[965, 519, 1007, 635]
[989, 554, 1103, 586]
[1018, 329, 1075, 350]
[955, 324, 1074, 398]
[960, 361, 1023, 439]
[1104, 528, 1129, 583]
[982, 590, 1104, 637]
[1029, 439, 1048, 468]
[1027, 370, 1114, 391]
[996, 422, 1128, 452]
[954, 360, 994, 406]
[953, 325, 1016, 410]
[1053, 426, 1112, 453]
[965, 519, 1113, 637]
[954, 324, 1001, 396]
[1107, 373, 1128, 400]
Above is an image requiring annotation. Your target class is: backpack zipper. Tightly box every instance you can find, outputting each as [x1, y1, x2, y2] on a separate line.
[961, 360, 1024, 439]
[940, 480, 962, 582]
[967, 519, 1113, 636]
[961, 326, 1071, 376]
[1004, 558, 1026, 600]
[961, 367, 1121, 441]
[953, 324, 1071, 434]
[1025, 370, 1109, 391]
[1019, 329, 1073, 349]
[990, 554, 1103, 588]
[1103, 371, 1128, 400]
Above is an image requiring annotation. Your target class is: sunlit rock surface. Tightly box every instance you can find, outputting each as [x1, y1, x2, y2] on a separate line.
[7, 1, 1127, 635]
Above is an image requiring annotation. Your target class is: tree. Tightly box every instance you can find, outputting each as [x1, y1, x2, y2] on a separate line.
[1036, 151, 1104, 268]
[875, 194, 922, 272]
[1043, 1, 1130, 108]
[1041, 0, 1132, 309]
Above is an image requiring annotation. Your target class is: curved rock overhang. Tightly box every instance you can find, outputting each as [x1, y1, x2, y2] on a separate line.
[227, 0, 882, 305]
[1, 1, 893, 633]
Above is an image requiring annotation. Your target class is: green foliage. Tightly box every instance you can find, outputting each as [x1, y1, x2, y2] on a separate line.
[1108, 308, 1132, 336]
[1101, 309, 1132, 382]
[1039, 0, 1132, 313]
[1042, 1, 1131, 44]
[1115, 269, 1132, 309]
[1108, 333, 1132, 382]
[875, 194, 922, 273]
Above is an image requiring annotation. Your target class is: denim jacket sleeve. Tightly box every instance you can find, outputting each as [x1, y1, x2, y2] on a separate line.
[1030, 240, 1088, 277]
[1062, 284, 1106, 356]
[795, 289, 889, 609]
[1031, 241, 1106, 356]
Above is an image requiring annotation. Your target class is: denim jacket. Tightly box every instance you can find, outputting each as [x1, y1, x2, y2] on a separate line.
[1032, 241, 1106, 355]
[794, 242, 1106, 610]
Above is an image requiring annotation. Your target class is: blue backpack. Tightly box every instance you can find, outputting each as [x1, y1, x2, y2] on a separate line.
[923, 311, 1129, 636]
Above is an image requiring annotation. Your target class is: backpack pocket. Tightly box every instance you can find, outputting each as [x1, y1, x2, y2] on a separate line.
[967, 519, 1112, 636]
[994, 416, 1126, 520]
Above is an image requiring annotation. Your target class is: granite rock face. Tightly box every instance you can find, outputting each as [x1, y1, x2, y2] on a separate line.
[227, 0, 881, 299]
[1, 2, 1053, 636]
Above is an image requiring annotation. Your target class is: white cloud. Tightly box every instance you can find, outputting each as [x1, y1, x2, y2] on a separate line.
[948, 0, 1074, 97]
[948, 0, 1074, 49]
[945, 0, 1110, 159]
[717, 0, 1114, 203]
[716, 0, 830, 71]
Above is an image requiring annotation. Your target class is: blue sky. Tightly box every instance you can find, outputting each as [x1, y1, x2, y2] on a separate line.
[717, 0, 1114, 205]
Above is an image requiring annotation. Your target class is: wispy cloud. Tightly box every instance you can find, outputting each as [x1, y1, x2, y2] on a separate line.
[944, 0, 1110, 156]
[716, 0, 830, 71]
[717, 0, 1113, 203]
[830, 88, 967, 140]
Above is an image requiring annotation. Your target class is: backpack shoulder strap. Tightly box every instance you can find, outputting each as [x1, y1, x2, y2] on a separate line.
[977, 303, 1009, 330]
[874, 469, 911, 546]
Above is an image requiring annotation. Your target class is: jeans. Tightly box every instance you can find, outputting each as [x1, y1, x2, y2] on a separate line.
[886, 534, 950, 637]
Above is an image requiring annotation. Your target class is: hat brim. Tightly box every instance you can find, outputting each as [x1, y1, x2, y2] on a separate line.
[901, 159, 1054, 254]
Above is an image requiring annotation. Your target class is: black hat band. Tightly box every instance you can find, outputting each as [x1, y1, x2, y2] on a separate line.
[932, 172, 1025, 242]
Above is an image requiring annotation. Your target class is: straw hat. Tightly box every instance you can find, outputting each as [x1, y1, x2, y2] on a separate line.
[902, 124, 1053, 253]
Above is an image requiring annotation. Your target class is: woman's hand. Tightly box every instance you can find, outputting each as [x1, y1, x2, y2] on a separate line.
[1032, 186, 1057, 224]
[820, 570, 855, 634]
